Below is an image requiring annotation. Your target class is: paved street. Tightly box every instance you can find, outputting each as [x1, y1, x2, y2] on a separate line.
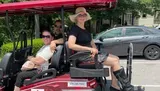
[120, 57, 160, 91]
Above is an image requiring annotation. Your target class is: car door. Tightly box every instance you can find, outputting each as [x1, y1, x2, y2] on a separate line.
[121, 27, 150, 56]
[98, 28, 124, 55]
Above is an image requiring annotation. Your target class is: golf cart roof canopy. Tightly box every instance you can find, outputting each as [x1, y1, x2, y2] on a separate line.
[0, 0, 117, 16]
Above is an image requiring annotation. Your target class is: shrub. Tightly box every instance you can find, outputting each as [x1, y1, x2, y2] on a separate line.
[32, 39, 44, 55]
[1, 38, 43, 57]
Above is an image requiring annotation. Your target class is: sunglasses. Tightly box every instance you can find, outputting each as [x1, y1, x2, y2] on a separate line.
[77, 14, 87, 17]
[42, 35, 51, 38]
[54, 25, 62, 28]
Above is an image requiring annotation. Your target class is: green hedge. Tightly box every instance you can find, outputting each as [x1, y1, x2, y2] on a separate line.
[31, 39, 44, 55]
[1, 38, 43, 57]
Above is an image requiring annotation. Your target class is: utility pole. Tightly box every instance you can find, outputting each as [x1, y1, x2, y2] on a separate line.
[35, 14, 40, 38]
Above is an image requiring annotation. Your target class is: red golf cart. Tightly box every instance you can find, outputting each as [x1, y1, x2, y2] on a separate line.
[0, 0, 137, 91]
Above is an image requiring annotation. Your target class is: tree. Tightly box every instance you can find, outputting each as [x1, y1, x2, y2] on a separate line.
[88, 0, 156, 33]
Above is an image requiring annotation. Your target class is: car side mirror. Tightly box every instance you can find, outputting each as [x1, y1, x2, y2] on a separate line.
[99, 37, 104, 42]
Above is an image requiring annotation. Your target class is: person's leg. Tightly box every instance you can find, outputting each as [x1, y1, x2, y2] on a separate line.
[111, 70, 120, 90]
[113, 67, 134, 91]
[103, 54, 121, 71]
[103, 54, 134, 91]
[14, 70, 38, 91]
[14, 86, 20, 91]
[102, 54, 120, 91]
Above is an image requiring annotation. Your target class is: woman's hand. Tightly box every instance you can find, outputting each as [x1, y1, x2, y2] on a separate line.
[50, 41, 56, 52]
[90, 48, 98, 58]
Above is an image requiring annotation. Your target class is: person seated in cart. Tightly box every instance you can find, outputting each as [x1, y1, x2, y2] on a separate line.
[14, 30, 56, 91]
[67, 7, 134, 91]
[50, 20, 64, 51]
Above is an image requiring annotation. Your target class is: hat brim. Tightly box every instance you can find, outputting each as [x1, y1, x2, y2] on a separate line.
[69, 12, 92, 23]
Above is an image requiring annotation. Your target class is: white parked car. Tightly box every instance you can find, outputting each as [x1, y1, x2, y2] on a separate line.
[155, 25, 160, 29]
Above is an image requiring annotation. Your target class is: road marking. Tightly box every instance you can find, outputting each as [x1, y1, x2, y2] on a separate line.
[134, 85, 160, 88]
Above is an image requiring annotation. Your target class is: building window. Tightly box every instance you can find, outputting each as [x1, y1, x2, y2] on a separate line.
[142, 14, 147, 18]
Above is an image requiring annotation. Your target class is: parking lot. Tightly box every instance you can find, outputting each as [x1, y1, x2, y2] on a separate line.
[120, 57, 160, 91]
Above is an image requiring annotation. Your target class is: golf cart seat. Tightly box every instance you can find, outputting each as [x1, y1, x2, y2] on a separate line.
[65, 42, 109, 77]
[49, 44, 66, 74]
[0, 46, 32, 90]
[23, 45, 64, 85]
[0, 53, 12, 80]
[0, 46, 32, 80]
[14, 46, 32, 63]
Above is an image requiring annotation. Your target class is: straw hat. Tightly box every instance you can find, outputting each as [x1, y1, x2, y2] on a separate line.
[69, 7, 92, 23]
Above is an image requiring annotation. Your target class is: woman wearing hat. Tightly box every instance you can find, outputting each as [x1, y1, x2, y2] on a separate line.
[68, 7, 134, 91]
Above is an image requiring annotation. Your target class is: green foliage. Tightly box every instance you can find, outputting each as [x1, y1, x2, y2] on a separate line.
[150, 0, 160, 10]
[1, 38, 43, 57]
[90, 0, 154, 20]
[139, 0, 160, 13]
[140, 0, 152, 4]
[0, 15, 34, 45]
[31, 38, 43, 55]
[0, 0, 11, 3]
[0, 17, 11, 44]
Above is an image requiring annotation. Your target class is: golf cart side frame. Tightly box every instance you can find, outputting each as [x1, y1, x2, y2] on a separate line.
[0, 0, 124, 91]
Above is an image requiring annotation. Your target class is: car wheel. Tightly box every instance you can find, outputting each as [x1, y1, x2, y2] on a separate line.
[144, 45, 160, 60]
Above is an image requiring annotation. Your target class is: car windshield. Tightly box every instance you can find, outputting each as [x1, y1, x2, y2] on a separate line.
[94, 30, 106, 39]
[94, 27, 123, 39]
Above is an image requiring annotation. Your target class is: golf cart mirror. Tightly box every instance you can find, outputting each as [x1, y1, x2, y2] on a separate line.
[99, 37, 104, 42]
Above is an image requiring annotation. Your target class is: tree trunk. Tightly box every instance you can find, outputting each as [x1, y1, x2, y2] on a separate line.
[92, 20, 97, 34]
[132, 12, 134, 25]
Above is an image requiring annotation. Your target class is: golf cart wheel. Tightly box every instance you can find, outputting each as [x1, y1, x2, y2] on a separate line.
[144, 45, 160, 60]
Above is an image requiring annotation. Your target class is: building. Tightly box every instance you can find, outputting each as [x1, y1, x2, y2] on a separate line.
[124, 11, 160, 27]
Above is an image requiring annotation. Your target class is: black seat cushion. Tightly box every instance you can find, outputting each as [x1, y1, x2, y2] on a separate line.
[49, 45, 64, 71]
[14, 46, 32, 63]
